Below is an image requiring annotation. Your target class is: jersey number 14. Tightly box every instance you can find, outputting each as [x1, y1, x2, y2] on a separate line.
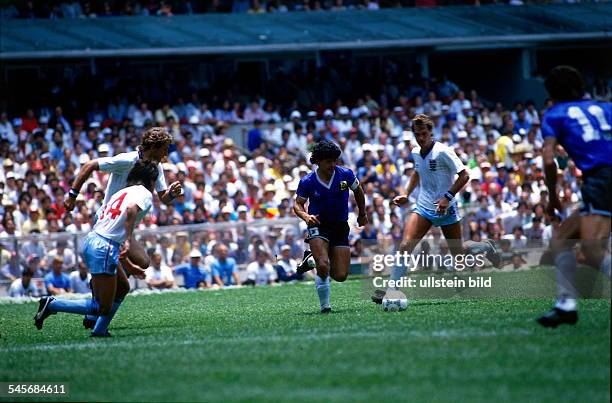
[99, 192, 127, 220]
[568, 105, 611, 142]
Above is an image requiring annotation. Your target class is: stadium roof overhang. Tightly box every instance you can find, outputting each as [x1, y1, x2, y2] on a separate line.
[1, 3, 611, 60]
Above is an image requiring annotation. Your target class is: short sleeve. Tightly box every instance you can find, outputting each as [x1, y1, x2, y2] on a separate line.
[134, 189, 153, 212]
[97, 153, 136, 174]
[441, 147, 465, 174]
[345, 168, 359, 190]
[296, 178, 311, 200]
[541, 112, 558, 139]
[155, 162, 167, 192]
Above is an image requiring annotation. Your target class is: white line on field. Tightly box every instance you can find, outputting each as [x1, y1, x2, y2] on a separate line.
[1, 328, 533, 354]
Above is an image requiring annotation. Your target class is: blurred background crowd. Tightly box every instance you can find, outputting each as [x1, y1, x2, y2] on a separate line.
[1, 69, 610, 296]
[0, 0, 589, 19]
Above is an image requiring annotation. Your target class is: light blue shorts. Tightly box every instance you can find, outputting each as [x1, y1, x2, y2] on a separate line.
[413, 204, 461, 227]
[82, 232, 121, 276]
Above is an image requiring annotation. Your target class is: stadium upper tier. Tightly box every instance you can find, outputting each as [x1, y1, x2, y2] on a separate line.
[1, 3, 611, 59]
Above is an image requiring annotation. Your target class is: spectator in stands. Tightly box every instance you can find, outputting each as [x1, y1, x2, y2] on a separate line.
[274, 244, 301, 282]
[245, 249, 276, 285]
[146, 250, 176, 290]
[8, 269, 39, 297]
[174, 249, 211, 289]
[211, 243, 240, 286]
[48, 240, 77, 271]
[69, 261, 91, 294]
[44, 256, 72, 295]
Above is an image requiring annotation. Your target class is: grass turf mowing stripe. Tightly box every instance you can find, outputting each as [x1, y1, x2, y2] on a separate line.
[0, 275, 609, 403]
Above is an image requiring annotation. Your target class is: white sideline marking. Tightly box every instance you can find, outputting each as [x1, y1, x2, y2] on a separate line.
[1, 328, 533, 354]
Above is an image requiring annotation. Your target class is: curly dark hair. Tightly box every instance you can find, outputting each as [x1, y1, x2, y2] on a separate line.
[309, 140, 342, 164]
[140, 127, 173, 151]
[545, 65, 585, 102]
[126, 160, 159, 191]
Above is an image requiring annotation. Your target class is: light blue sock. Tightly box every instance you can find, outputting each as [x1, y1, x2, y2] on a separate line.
[92, 299, 123, 335]
[315, 275, 330, 310]
[49, 298, 99, 316]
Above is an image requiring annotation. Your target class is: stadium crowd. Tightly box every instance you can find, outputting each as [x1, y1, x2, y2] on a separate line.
[1, 74, 610, 297]
[0, 0, 588, 19]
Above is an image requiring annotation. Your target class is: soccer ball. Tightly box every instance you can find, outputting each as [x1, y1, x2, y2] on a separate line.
[307, 256, 316, 269]
[382, 290, 408, 312]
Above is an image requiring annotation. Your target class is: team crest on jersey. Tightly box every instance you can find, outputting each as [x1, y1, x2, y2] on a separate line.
[429, 159, 437, 171]
[339, 181, 348, 190]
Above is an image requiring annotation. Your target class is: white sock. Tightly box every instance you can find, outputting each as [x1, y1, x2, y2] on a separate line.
[315, 275, 330, 310]
[388, 260, 411, 292]
[555, 250, 577, 301]
[555, 298, 577, 312]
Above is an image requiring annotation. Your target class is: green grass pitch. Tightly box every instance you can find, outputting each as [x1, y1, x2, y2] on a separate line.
[0, 273, 610, 402]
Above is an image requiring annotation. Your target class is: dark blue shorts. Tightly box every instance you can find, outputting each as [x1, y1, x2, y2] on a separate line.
[306, 221, 350, 248]
[580, 165, 611, 217]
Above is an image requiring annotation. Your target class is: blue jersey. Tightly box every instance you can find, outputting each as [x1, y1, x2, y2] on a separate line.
[542, 100, 612, 172]
[211, 258, 238, 285]
[44, 272, 71, 291]
[174, 264, 210, 289]
[296, 166, 358, 222]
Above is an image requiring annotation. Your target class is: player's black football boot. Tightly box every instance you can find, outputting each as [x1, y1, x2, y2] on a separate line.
[297, 250, 314, 275]
[485, 240, 502, 269]
[83, 317, 96, 330]
[90, 331, 112, 338]
[34, 296, 55, 330]
[536, 307, 578, 328]
[371, 289, 386, 305]
[320, 307, 332, 314]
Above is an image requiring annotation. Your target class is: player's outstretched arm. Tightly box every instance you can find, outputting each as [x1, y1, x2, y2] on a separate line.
[393, 171, 420, 206]
[293, 196, 320, 226]
[435, 169, 469, 214]
[64, 160, 100, 212]
[158, 181, 183, 205]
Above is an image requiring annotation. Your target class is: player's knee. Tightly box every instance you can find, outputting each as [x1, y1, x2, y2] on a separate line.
[581, 245, 604, 269]
[315, 258, 330, 276]
[331, 271, 348, 282]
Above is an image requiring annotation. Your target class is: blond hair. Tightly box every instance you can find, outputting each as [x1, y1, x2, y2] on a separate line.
[141, 127, 173, 151]
[412, 114, 434, 132]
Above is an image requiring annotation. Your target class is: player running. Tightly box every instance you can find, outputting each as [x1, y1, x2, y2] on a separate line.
[64, 127, 182, 329]
[536, 66, 611, 327]
[294, 140, 368, 313]
[371, 114, 500, 304]
[34, 160, 158, 337]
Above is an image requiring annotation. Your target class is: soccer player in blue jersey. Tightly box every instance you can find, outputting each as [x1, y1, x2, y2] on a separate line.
[294, 140, 368, 313]
[536, 66, 611, 327]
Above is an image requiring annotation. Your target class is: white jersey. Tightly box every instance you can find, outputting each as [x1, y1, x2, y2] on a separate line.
[412, 142, 466, 212]
[69, 270, 92, 294]
[9, 278, 39, 297]
[98, 151, 166, 206]
[94, 185, 153, 243]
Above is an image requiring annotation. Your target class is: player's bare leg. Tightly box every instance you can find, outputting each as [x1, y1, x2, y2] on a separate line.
[579, 215, 611, 275]
[309, 237, 333, 312]
[372, 212, 431, 304]
[330, 246, 351, 282]
[440, 222, 463, 258]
